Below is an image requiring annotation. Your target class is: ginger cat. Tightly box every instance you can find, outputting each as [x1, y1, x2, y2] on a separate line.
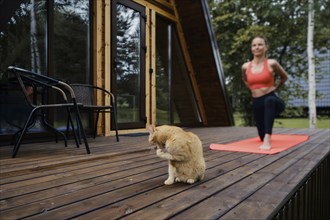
[148, 125, 206, 185]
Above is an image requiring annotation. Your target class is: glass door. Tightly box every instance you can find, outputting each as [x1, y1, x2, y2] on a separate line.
[111, 0, 146, 129]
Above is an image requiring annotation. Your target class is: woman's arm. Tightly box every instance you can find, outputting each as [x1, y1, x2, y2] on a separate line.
[242, 63, 250, 89]
[270, 59, 288, 92]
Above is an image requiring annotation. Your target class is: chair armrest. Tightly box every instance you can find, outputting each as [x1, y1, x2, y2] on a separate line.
[94, 86, 116, 104]
[70, 83, 116, 106]
[8, 66, 78, 103]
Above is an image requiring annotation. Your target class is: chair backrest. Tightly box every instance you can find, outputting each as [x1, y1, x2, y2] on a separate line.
[69, 84, 115, 107]
[7, 66, 76, 104]
[70, 84, 94, 105]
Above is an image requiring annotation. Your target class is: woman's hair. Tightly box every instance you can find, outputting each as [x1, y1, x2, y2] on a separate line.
[251, 36, 269, 47]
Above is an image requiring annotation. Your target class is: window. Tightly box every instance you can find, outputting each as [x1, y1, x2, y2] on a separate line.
[0, 0, 92, 140]
[155, 15, 201, 126]
[111, 0, 146, 129]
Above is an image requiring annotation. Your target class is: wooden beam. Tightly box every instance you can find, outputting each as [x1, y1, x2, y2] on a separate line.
[145, 7, 151, 126]
[151, 10, 157, 126]
[134, 0, 176, 21]
[94, 0, 105, 136]
[104, 0, 111, 135]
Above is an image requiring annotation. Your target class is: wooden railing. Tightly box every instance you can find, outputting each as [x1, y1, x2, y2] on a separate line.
[272, 153, 329, 220]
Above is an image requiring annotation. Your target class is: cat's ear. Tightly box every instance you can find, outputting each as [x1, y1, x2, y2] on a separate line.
[148, 124, 155, 134]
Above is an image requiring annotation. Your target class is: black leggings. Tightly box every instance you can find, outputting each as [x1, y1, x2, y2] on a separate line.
[252, 92, 285, 141]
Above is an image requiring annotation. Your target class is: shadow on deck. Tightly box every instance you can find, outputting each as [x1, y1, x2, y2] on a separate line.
[0, 127, 329, 219]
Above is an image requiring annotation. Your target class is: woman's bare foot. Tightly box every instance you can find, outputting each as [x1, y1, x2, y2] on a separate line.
[259, 134, 271, 150]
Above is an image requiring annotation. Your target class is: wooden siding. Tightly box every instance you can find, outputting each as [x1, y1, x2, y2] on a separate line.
[0, 127, 329, 219]
[99, 0, 233, 131]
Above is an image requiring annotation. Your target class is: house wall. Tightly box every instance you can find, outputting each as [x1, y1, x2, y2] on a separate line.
[94, 0, 233, 136]
[94, 0, 204, 136]
[0, 0, 233, 142]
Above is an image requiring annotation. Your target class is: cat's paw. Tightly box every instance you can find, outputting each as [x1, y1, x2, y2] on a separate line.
[156, 149, 163, 156]
[164, 178, 174, 185]
[186, 179, 195, 184]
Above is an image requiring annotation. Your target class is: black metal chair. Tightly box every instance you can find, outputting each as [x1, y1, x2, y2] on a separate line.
[7, 66, 90, 158]
[68, 84, 119, 142]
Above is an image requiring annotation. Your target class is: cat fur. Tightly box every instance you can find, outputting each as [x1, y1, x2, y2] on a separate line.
[148, 125, 206, 185]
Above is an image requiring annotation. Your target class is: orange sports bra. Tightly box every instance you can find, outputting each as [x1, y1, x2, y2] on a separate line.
[246, 59, 274, 90]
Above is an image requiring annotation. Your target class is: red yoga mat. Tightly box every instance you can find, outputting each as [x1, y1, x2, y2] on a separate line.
[210, 134, 309, 155]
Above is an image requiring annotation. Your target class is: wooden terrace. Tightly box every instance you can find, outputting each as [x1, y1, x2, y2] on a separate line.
[0, 127, 329, 219]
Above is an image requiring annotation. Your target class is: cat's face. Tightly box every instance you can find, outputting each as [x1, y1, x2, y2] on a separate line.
[148, 125, 157, 144]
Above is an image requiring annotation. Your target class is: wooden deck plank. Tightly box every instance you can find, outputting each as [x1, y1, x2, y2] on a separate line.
[0, 127, 328, 220]
[171, 130, 329, 219]
[69, 154, 265, 220]
[0, 149, 233, 218]
[0, 151, 155, 184]
[117, 131, 325, 220]
[0, 151, 231, 213]
[0, 152, 156, 185]
[8, 152, 252, 219]
[0, 137, 147, 170]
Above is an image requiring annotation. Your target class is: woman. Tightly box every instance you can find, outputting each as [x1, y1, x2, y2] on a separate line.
[242, 36, 288, 150]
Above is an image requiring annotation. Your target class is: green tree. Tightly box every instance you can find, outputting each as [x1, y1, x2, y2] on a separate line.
[209, 0, 330, 125]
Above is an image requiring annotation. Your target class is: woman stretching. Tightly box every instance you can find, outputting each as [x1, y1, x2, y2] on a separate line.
[242, 36, 288, 150]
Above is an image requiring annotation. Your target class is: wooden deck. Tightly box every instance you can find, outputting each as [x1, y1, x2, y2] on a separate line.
[0, 127, 329, 219]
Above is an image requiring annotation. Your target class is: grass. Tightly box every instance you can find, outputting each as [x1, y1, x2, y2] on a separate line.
[274, 118, 330, 129]
[234, 114, 330, 129]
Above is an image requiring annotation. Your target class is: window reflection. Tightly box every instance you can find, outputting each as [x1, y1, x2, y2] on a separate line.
[0, 0, 91, 137]
[115, 4, 141, 123]
[53, 0, 90, 83]
[156, 18, 170, 124]
[0, 0, 46, 74]
[0, 0, 46, 135]
[52, 0, 90, 130]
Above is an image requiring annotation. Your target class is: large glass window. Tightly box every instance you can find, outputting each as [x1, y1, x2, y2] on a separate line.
[0, 0, 47, 138]
[156, 15, 201, 126]
[0, 0, 91, 140]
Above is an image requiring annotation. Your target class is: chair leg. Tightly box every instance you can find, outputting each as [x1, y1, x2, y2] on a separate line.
[73, 101, 90, 154]
[67, 108, 80, 148]
[112, 108, 119, 142]
[71, 113, 83, 146]
[75, 115, 82, 145]
[11, 129, 22, 146]
[65, 114, 70, 139]
[94, 110, 100, 139]
[40, 112, 59, 144]
[11, 120, 36, 145]
[42, 115, 67, 147]
[12, 110, 36, 158]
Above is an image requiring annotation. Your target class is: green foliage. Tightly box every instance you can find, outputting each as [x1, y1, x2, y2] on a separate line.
[209, 0, 330, 126]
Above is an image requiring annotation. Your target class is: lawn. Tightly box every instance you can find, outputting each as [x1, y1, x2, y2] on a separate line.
[234, 114, 330, 129]
[274, 117, 330, 129]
